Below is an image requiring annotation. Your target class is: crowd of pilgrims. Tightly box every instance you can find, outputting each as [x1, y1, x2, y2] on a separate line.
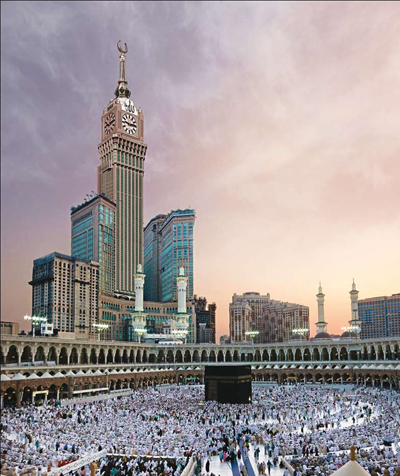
[1, 384, 400, 476]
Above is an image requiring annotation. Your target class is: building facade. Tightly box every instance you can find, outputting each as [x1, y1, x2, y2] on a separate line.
[29, 252, 99, 336]
[97, 47, 147, 294]
[143, 214, 167, 302]
[97, 296, 196, 343]
[71, 195, 116, 294]
[359, 293, 400, 339]
[229, 300, 253, 343]
[229, 292, 309, 344]
[194, 296, 216, 344]
[0, 322, 19, 336]
[144, 209, 195, 303]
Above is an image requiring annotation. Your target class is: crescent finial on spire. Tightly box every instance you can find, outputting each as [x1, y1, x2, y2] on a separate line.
[117, 40, 128, 54]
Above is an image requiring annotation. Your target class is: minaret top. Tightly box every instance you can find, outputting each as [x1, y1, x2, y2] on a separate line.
[115, 41, 131, 99]
[179, 266, 185, 277]
[351, 278, 358, 292]
[317, 282, 325, 297]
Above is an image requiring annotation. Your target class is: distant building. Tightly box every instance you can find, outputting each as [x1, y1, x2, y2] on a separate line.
[0, 321, 19, 336]
[358, 293, 400, 339]
[71, 194, 116, 294]
[29, 252, 99, 336]
[230, 299, 253, 343]
[144, 209, 195, 303]
[229, 292, 309, 343]
[194, 296, 216, 343]
[143, 214, 166, 302]
[219, 335, 230, 345]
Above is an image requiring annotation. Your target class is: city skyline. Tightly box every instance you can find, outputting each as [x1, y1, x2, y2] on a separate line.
[2, 2, 400, 338]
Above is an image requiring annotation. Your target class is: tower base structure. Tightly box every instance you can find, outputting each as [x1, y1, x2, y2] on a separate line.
[204, 365, 252, 404]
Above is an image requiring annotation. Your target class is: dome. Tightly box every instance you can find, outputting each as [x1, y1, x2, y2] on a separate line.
[314, 331, 331, 340]
[341, 331, 357, 339]
[290, 333, 305, 341]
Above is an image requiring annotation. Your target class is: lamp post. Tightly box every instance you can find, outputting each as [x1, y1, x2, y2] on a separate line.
[292, 328, 310, 340]
[93, 323, 109, 341]
[135, 327, 146, 343]
[245, 330, 260, 345]
[24, 315, 47, 337]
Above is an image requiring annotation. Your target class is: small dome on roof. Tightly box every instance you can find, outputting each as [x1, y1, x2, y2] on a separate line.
[290, 333, 305, 341]
[314, 331, 331, 340]
[341, 331, 357, 339]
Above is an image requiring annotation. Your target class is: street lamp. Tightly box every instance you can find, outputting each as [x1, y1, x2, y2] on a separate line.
[171, 329, 188, 344]
[292, 328, 310, 339]
[134, 327, 146, 343]
[245, 330, 260, 345]
[93, 323, 109, 341]
[24, 315, 47, 337]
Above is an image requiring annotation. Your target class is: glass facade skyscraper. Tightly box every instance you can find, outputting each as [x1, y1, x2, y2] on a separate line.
[71, 195, 116, 294]
[144, 209, 195, 303]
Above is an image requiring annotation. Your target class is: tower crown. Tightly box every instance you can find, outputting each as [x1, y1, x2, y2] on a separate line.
[115, 41, 131, 99]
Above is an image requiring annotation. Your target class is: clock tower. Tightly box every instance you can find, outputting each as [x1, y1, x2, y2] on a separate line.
[97, 41, 147, 293]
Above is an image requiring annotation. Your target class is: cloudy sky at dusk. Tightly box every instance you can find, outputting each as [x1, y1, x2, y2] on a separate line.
[2, 1, 400, 338]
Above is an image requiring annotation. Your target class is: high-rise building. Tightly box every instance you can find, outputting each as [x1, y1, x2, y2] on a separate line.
[194, 296, 216, 344]
[29, 252, 99, 336]
[229, 299, 253, 343]
[71, 195, 116, 294]
[144, 209, 195, 303]
[229, 291, 309, 343]
[97, 44, 147, 294]
[358, 293, 400, 339]
[143, 214, 167, 302]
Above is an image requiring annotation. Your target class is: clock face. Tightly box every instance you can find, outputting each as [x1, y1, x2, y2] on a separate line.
[122, 113, 137, 135]
[104, 113, 115, 135]
[122, 99, 136, 114]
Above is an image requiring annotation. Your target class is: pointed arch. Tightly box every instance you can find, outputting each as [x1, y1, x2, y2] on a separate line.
[34, 346, 46, 362]
[80, 348, 88, 365]
[90, 348, 97, 365]
[48, 346, 57, 364]
[6, 345, 19, 364]
[70, 347, 78, 364]
[59, 347, 68, 365]
[21, 346, 33, 363]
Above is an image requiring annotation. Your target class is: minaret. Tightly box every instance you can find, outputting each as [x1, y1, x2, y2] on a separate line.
[177, 266, 188, 314]
[132, 263, 146, 342]
[315, 282, 329, 336]
[175, 267, 189, 342]
[349, 279, 361, 337]
[134, 264, 145, 312]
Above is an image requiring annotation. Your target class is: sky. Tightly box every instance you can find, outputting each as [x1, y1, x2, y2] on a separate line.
[1, 1, 400, 339]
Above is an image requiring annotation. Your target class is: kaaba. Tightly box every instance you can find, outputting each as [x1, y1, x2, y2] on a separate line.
[204, 365, 252, 404]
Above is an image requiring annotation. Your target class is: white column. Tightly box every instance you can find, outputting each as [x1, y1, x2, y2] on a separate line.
[134, 264, 145, 312]
[177, 267, 188, 314]
[56, 389, 60, 401]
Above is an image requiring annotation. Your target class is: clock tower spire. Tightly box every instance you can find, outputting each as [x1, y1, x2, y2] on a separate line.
[115, 40, 131, 99]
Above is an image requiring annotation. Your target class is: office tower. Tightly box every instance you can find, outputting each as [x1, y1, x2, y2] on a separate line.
[358, 293, 400, 339]
[97, 44, 147, 293]
[71, 195, 116, 294]
[29, 252, 99, 336]
[229, 291, 309, 343]
[144, 209, 195, 303]
[194, 296, 216, 344]
[143, 214, 166, 301]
